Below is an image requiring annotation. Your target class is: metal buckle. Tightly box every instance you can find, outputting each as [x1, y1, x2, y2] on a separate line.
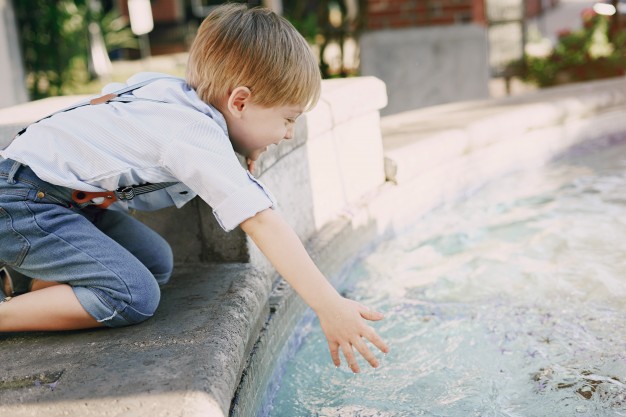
[117, 186, 136, 200]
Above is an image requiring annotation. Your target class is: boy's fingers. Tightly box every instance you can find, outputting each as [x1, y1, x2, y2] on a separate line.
[359, 307, 384, 322]
[328, 342, 341, 367]
[366, 329, 390, 354]
[341, 344, 360, 373]
[353, 338, 379, 368]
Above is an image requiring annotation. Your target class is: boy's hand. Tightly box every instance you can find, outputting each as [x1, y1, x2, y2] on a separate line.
[316, 296, 389, 373]
[240, 209, 388, 373]
[246, 158, 255, 173]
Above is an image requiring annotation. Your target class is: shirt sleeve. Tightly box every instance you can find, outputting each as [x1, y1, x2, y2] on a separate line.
[162, 119, 276, 232]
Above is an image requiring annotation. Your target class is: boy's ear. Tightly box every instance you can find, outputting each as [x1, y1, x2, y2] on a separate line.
[227, 86, 252, 117]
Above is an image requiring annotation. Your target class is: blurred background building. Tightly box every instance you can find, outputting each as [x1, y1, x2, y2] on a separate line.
[1, 0, 623, 114]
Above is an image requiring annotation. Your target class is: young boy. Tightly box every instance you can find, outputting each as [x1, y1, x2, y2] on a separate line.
[0, 4, 388, 373]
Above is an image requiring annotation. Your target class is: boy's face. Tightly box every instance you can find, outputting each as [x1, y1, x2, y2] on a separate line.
[221, 87, 303, 170]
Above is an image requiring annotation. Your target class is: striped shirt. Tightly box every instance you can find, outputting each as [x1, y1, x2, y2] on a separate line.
[0, 72, 276, 231]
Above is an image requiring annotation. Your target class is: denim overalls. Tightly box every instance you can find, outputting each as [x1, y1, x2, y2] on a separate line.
[0, 158, 173, 327]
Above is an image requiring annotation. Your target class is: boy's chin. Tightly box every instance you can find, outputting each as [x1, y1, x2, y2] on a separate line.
[245, 148, 268, 172]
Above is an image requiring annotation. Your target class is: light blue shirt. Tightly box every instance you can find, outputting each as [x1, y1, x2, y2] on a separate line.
[0, 72, 276, 231]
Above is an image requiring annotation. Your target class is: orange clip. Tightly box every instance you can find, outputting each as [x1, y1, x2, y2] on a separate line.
[89, 93, 118, 105]
[72, 190, 117, 209]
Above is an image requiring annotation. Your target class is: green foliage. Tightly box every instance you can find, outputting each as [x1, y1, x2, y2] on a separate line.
[286, 12, 319, 43]
[283, 0, 366, 78]
[283, 1, 323, 43]
[101, 11, 139, 51]
[14, 0, 90, 99]
[517, 13, 626, 87]
[13, 0, 137, 99]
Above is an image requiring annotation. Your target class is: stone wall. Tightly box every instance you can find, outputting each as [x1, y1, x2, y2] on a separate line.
[360, 24, 490, 115]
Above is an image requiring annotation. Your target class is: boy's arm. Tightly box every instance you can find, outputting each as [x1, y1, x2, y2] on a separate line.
[240, 208, 389, 373]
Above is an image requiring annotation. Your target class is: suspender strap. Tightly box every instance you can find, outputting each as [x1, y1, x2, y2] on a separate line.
[72, 182, 179, 209]
[115, 182, 179, 200]
[15, 77, 179, 137]
[14, 76, 184, 208]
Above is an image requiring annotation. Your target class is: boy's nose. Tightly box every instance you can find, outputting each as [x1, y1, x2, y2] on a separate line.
[284, 127, 294, 140]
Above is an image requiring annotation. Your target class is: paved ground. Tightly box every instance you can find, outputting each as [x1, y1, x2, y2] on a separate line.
[0, 264, 271, 417]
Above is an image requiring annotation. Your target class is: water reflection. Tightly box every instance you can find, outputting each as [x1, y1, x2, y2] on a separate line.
[267, 141, 626, 417]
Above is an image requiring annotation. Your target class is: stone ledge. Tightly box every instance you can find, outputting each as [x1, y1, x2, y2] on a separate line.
[382, 76, 626, 185]
[0, 263, 271, 417]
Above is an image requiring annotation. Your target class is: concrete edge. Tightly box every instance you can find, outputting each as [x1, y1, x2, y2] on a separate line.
[383, 77, 626, 184]
[0, 262, 274, 417]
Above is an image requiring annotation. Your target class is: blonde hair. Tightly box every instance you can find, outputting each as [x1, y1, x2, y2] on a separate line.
[186, 3, 321, 111]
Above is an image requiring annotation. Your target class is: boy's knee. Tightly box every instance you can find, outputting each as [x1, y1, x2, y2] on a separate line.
[124, 278, 161, 325]
[154, 247, 173, 286]
[94, 272, 161, 327]
[147, 239, 174, 286]
[155, 271, 172, 286]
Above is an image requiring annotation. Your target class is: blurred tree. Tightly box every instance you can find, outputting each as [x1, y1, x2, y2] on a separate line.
[514, 11, 626, 87]
[283, 0, 366, 78]
[12, 0, 136, 99]
[13, 0, 91, 99]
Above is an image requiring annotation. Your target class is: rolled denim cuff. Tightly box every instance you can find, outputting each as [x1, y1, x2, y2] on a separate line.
[73, 285, 159, 328]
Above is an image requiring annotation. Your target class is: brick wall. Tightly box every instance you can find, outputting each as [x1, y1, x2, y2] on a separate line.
[366, 0, 560, 30]
[117, 0, 184, 23]
[366, 0, 487, 30]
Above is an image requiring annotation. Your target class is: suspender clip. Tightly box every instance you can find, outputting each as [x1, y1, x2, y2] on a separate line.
[72, 190, 117, 209]
[117, 186, 136, 200]
[72, 182, 178, 209]
[90, 93, 118, 105]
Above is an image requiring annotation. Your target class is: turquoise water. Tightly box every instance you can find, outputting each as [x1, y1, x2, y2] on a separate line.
[265, 140, 626, 417]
